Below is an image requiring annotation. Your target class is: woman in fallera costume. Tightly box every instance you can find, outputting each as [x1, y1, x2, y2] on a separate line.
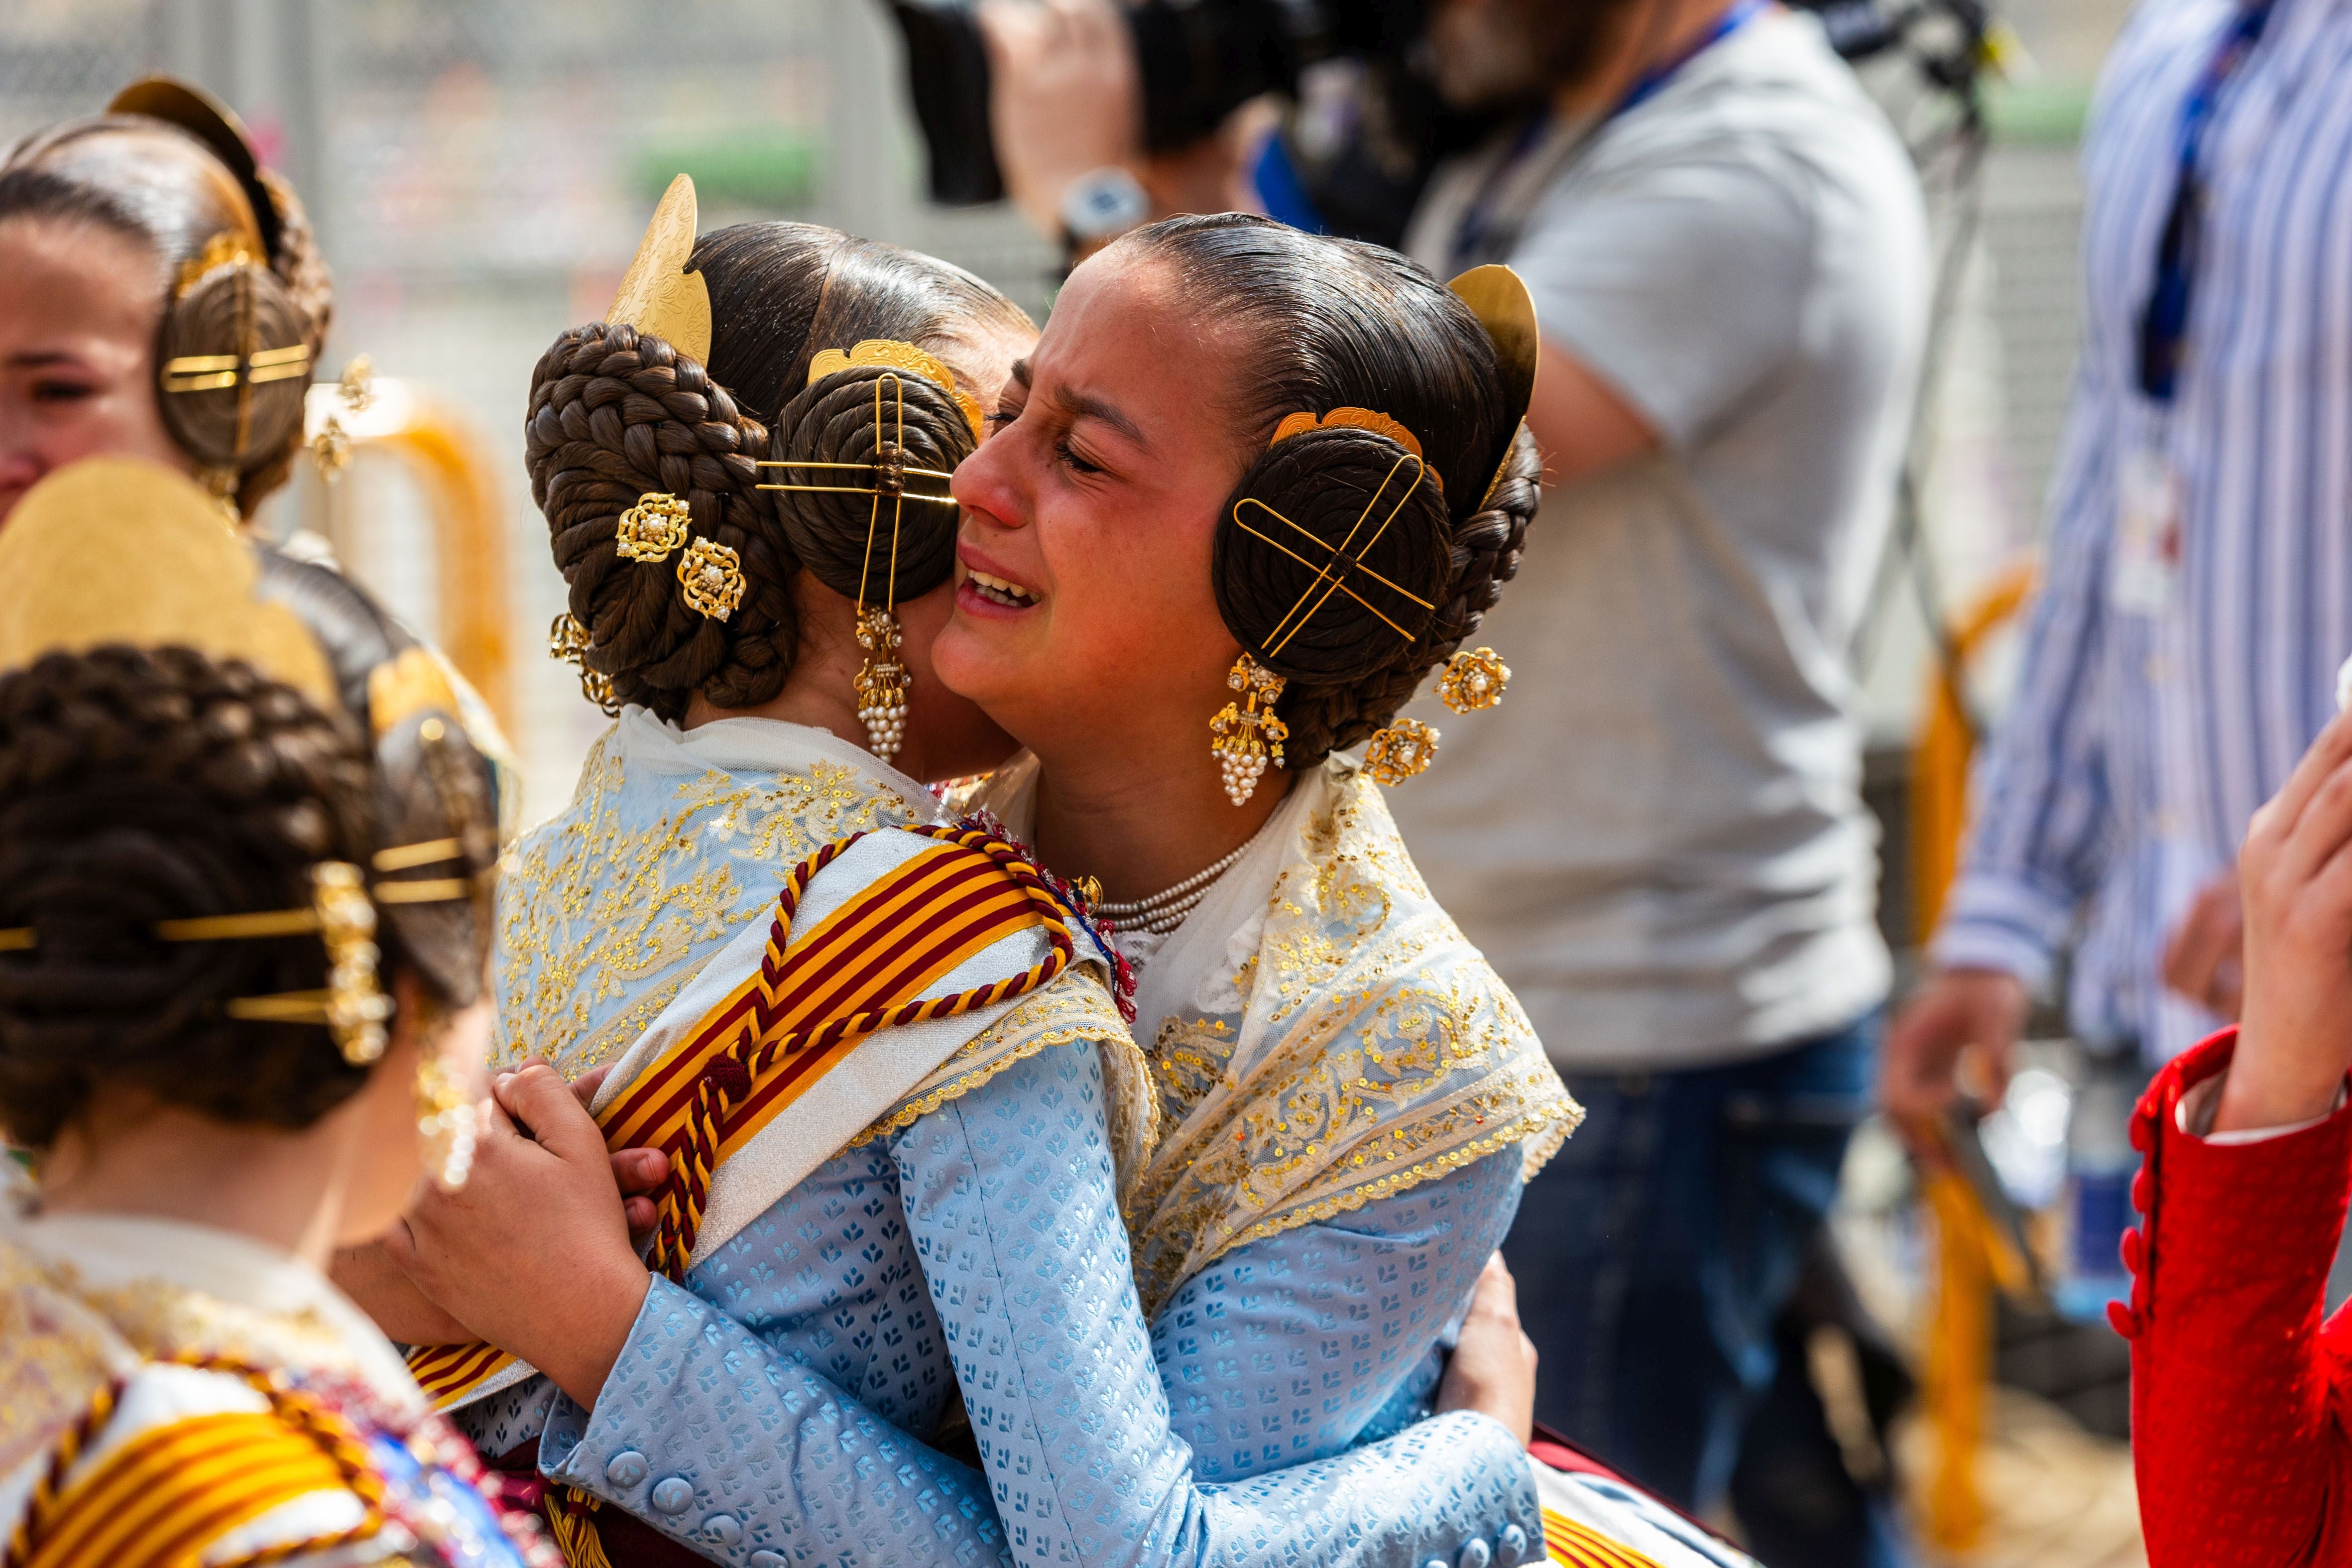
[367, 182, 1562, 1568]
[0, 79, 331, 525]
[0, 456, 550, 1568]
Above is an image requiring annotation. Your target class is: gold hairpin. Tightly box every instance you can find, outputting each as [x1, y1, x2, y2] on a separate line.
[807, 340, 985, 443]
[4, 855, 474, 1065]
[1232, 451, 1438, 655]
[756, 371, 945, 764]
[1270, 408, 1444, 493]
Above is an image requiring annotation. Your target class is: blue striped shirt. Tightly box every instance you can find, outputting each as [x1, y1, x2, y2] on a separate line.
[1935, 0, 2352, 1062]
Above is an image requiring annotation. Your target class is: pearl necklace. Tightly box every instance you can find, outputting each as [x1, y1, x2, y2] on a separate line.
[1092, 815, 1278, 937]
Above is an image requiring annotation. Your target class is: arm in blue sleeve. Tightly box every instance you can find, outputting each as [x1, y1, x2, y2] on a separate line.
[1154, 1150, 1525, 1478]
[1934, 368, 2119, 991]
[900, 1041, 1543, 1568]
[540, 1042, 1540, 1568]
[537, 1273, 1013, 1568]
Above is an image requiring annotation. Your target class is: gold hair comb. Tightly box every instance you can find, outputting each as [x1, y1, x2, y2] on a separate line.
[606, 174, 713, 363]
[1270, 408, 1444, 493]
[807, 339, 987, 444]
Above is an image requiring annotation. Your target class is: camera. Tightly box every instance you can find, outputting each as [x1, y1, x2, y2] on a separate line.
[882, 0, 1432, 207]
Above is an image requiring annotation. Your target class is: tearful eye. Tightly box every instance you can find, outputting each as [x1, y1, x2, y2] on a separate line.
[31, 379, 99, 404]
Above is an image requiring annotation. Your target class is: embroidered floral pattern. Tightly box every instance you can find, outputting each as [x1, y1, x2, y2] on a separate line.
[1124, 767, 1581, 1319]
[492, 729, 914, 1072]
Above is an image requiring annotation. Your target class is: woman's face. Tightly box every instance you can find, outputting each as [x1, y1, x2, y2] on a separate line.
[0, 216, 187, 524]
[936, 256, 1251, 761]
[884, 314, 1040, 781]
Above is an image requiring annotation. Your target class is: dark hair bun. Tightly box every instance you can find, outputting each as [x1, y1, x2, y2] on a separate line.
[525, 320, 790, 721]
[766, 362, 976, 603]
[156, 258, 311, 486]
[0, 644, 377, 1148]
[1212, 426, 1452, 685]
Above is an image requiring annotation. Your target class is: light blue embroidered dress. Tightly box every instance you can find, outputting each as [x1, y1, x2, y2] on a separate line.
[477, 711, 1558, 1568]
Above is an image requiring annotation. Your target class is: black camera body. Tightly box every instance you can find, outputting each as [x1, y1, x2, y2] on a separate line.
[883, 0, 1430, 208]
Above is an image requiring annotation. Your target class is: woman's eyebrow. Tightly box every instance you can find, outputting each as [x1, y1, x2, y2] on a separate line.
[4, 350, 78, 369]
[1051, 385, 1150, 452]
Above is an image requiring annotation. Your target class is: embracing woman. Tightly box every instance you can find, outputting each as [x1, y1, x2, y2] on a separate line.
[353, 185, 1563, 1568]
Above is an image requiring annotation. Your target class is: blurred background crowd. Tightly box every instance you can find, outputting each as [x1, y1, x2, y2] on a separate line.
[6, 0, 2333, 1563]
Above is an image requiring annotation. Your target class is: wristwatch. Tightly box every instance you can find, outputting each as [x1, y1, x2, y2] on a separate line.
[1059, 166, 1151, 254]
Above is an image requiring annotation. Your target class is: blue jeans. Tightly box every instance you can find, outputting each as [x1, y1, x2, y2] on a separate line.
[1504, 1014, 1906, 1568]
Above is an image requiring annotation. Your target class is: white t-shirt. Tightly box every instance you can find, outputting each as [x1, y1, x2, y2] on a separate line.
[1392, 8, 1928, 1070]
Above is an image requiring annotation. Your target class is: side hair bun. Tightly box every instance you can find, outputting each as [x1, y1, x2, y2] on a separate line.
[156, 249, 311, 497]
[763, 361, 977, 605]
[1212, 425, 1452, 689]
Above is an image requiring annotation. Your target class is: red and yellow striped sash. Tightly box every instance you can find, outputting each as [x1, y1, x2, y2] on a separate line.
[6, 1361, 386, 1568]
[1543, 1509, 1666, 1568]
[408, 826, 1078, 1409]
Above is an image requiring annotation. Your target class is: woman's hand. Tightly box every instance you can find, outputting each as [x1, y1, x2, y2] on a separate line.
[1437, 1252, 1539, 1445]
[2219, 708, 2352, 1133]
[383, 1064, 655, 1410]
[332, 1241, 473, 1344]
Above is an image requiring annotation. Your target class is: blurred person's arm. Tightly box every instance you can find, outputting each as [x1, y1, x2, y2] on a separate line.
[2121, 709, 2352, 1567]
[1884, 369, 2123, 1122]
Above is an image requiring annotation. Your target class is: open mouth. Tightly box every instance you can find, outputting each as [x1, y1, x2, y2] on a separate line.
[964, 568, 1039, 609]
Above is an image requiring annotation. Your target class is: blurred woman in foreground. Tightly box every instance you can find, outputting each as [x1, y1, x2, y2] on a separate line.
[0, 455, 547, 1567]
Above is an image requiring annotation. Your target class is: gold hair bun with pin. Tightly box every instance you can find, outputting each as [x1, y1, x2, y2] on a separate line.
[0, 457, 337, 709]
[607, 173, 713, 364]
[808, 339, 986, 443]
[1270, 408, 1442, 491]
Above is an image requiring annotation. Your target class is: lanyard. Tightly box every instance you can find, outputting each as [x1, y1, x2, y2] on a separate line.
[1450, 0, 1769, 267]
[2135, 0, 2276, 403]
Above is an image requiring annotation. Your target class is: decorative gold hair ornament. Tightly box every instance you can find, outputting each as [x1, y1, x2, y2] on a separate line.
[549, 611, 618, 714]
[615, 492, 693, 562]
[1447, 265, 1540, 509]
[606, 173, 713, 363]
[807, 339, 986, 443]
[1270, 408, 1443, 493]
[1336, 267, 1539, 789]
[1438, 646, 1511, 713]
[0, 457, 337, 708]
[0, 457, 478, 1060]
[756, 365, 964, 764]
[679, 537, 746, 621]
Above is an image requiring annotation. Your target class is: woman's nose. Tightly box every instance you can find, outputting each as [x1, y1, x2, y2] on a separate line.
[951, 428, 1028, 530]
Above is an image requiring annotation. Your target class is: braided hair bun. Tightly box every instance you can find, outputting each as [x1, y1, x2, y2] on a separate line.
[1127, 215, 1543, 767]
[768, 360, 978, 604]
[0, 644, 378, 1148]
[527, 320, 781, 720]
[526, 222, 1031, 721]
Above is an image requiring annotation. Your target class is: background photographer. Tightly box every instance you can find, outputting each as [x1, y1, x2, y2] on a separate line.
[967, 1, 1927, 1562]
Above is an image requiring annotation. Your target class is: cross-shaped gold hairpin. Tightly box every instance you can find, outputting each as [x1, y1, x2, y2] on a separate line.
[1232, 451, 1437, 655]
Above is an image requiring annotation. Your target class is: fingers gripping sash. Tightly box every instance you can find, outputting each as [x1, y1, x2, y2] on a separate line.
[406, 825, 1080, 1409]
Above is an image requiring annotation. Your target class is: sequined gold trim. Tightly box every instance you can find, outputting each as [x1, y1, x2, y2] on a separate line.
[1217, 1099, 1582, 1259]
